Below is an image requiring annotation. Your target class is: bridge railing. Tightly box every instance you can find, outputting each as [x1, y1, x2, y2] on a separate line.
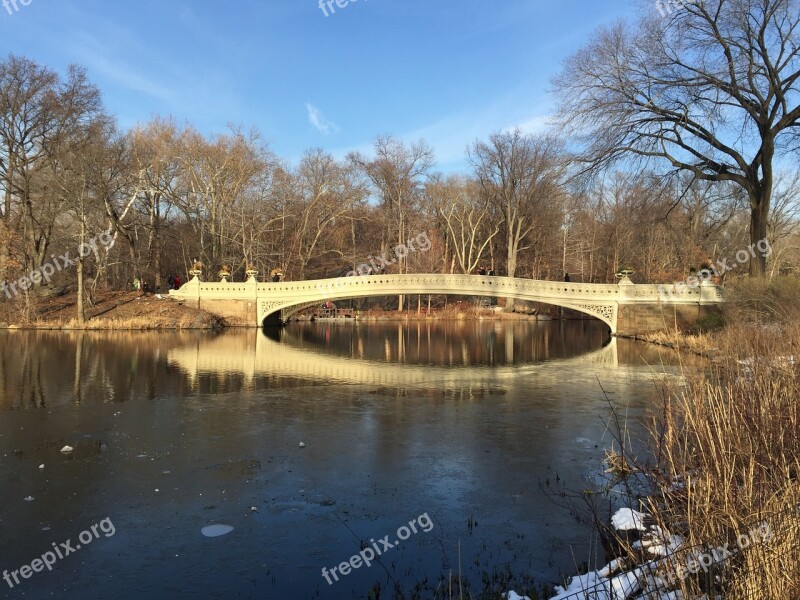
[169, 273, 724, 307]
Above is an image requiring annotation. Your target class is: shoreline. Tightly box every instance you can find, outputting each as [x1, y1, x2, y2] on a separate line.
[1, 291, 597, 330]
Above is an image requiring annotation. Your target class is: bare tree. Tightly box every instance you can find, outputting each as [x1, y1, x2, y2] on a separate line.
[349, 136, 434, 309]
[469, 131, 564, 307]
[0, 55, 103, 284]
[428, 175, 499, 274]
[175, 127, 271, 271]
[287, 149, 367, 279]
[554, 0, 800, 276]
[126, 118, 184, 288]
[767, 170, 800, 275]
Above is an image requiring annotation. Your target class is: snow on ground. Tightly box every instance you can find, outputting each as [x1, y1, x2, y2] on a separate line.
[545, 508, 688, 600]
[611, 507, 647, 531]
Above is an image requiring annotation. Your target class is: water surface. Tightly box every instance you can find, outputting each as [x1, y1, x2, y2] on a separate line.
[0, 321, 680, 599]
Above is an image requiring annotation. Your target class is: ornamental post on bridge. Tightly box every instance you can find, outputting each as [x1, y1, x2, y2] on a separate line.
[245, 265, 259, 313]
[184, 261, 203, 309]
[615, 268, 636, 305]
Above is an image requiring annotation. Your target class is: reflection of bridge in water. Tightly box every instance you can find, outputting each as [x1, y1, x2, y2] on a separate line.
[167, 328, 620, 388]
[169, 273, 724, 335]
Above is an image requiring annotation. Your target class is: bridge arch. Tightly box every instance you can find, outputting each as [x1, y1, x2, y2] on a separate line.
[271, 290, 615, 330]
[256, 274, 619, 331]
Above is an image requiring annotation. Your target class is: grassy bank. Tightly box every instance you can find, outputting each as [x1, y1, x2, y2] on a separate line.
[0, 290, 224, 330]
[605, 279, 800, 598]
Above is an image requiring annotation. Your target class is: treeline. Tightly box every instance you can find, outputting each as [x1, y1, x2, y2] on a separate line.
[1, 54, 799, 319]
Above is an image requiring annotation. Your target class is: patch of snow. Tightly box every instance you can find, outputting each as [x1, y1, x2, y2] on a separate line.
[611, 507, 647, 531]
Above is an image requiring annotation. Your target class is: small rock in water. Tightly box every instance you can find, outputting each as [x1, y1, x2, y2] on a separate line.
[298, 442, 306, 448]
[60, 446, 74, 453]
[38, 464, 45, 470]
[201, 524, 234, 538]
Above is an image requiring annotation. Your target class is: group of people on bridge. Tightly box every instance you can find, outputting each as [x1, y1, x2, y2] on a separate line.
[132, 274, 181, 295]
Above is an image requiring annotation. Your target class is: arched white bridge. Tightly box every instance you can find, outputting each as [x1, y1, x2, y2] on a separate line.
[169, 273, 723, 335]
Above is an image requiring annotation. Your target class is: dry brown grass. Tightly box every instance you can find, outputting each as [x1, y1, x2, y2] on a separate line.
[29, 314, 219, 330]
[639, 329, 720, 356]
[627, 282, 800, 598]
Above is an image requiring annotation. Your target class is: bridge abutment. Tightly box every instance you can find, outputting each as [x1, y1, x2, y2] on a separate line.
[616, 280, 723, 336]
[616, 303, 721, 336]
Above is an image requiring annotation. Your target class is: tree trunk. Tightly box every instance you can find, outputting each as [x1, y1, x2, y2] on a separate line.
[0, 225, 9, 286]
[149, 196, 162, 290]
[76, 220, 86, 324]
[1, 170, 11, 284]
[505, 236, 517, 311]
[749, 192, 770, 277]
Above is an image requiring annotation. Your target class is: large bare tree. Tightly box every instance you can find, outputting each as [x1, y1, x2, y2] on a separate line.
[554, 0, 800, 276]
[288, 149, 367, 279]
[0, 55, 103, 284]
[427, 175, 499, 274]
[469, 131, 564, 307]
[349, 136, 434, 310]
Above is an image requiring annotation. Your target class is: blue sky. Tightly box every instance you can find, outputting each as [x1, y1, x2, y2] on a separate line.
[1, 0, 641, 171]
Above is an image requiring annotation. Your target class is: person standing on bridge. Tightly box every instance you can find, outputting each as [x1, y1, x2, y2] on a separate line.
[564, 273, 571, 282]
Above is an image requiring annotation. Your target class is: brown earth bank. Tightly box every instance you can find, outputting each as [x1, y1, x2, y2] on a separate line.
[0, 290, 225, 330]
[0, 291, 591, 329]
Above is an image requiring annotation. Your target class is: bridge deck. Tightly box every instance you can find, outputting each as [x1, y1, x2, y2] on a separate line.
[168, 273, 723, 334]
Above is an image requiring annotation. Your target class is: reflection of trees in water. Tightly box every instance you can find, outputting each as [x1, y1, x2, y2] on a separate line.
[19, 338, 46, 409]
[0, 331, 201, 410]
[291, 320, 611, 366]
[0, 327, 681, 410]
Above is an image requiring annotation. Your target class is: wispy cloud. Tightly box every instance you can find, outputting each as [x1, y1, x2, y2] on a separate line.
[503, 115, 551, 135]
[323, 102, 554, 174]
[306, 103, 339, 136]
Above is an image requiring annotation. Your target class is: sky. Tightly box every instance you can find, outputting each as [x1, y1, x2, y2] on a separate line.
[1, 0, 644, 172]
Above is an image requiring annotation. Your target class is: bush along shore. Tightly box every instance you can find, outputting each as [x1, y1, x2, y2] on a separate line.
[548, 278, 800, 599]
